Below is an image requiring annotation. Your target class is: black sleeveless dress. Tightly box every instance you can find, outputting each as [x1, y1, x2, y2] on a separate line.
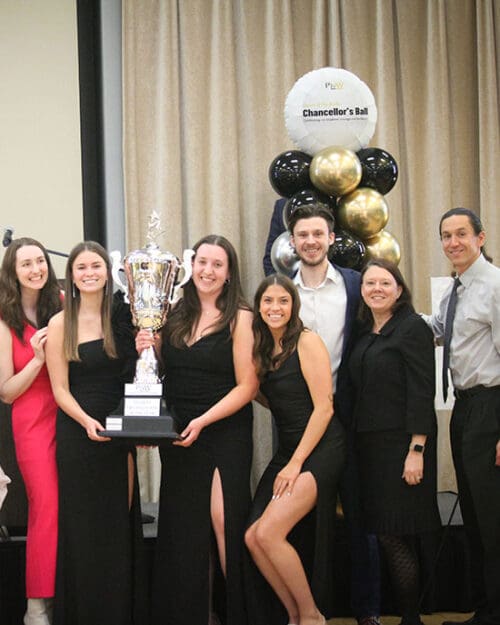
[153, 326, 253, 625]
[245, 349, 346, 625]
[54, 300, 146, 625]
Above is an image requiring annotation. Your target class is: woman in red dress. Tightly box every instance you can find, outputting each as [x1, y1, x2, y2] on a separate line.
[0, 237, 62, 625]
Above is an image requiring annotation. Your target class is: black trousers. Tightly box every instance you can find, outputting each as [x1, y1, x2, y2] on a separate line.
[450, 387, 500, 625]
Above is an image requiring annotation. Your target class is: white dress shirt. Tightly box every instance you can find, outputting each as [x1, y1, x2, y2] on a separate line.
[294, 262, 347, 390]
[424, 254, 500, 390]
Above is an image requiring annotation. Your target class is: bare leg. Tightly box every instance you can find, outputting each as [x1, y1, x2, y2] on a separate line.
[208, 468, 225, 625]
[210, 468, 226, 576]
[246, 522, 300, 623]
[245, 472, 325, 625]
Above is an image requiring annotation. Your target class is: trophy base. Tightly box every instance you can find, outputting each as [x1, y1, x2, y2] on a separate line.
[98, 400, 182, 443]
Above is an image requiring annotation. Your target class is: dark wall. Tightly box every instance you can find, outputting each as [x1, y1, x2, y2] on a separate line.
[77, 0, 106, 246]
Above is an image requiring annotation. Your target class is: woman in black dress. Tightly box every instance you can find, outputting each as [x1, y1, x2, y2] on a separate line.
[136, 234, 258, 625]
[245, 274, 344, 625]
[348, 259, 440, 625]
[46, 241, 145, 625]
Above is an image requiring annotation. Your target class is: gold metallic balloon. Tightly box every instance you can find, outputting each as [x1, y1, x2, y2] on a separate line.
[364, 229, 401, 265]
[310, 146, 362, 196]
[337, 187, 389, 239]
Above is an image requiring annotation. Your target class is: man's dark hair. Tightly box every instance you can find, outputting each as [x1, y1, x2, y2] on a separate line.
[287, 204, 335, 235]
[439, 207, 492, 262]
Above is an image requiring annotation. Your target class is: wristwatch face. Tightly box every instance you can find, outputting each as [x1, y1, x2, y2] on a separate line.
[412, 444, 424, 453]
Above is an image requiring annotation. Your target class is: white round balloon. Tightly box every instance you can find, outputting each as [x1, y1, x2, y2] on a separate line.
[285, 67, 377, 155]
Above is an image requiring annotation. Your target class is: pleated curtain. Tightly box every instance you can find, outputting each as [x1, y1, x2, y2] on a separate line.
[122, 0, 500, 500]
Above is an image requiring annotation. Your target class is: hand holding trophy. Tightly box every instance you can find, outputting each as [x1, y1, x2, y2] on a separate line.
[100, 212, 194, 439]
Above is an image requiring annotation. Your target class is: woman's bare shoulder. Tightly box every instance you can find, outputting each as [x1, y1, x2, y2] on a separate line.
[48, 310, 64, 329]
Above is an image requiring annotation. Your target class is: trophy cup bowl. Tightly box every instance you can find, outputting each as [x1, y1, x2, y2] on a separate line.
[99, 242, 194, 441]
[124, 245, 191, 385]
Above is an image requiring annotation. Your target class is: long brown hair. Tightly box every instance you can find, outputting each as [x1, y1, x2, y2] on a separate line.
[63, 241, 117, 361]
[252, 274, 304, 379]
[165, 234, 250, 348]
[0, 237, 61, 340]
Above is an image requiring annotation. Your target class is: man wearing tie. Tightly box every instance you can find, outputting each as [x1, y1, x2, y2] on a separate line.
[425, 207, 500, 625]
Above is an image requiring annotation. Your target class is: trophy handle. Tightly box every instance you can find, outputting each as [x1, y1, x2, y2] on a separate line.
[170, 248, 194, 304]
[110, 250, 130, 303]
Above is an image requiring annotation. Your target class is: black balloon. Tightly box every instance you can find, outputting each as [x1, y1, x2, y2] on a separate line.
[328, 229, 366, 271]
[357, 148, 398, 195]
[269, 150, 312, 198]
[282, 188, 336, 228]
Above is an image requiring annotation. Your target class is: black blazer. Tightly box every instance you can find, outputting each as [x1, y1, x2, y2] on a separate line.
[333, 265, 360, 429]
[348, 305, 436, 435]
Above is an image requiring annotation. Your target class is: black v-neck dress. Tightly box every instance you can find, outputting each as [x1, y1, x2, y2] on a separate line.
[153, 326, 253, 625]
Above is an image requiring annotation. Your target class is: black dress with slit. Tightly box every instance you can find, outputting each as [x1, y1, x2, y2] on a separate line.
[54, 299, 147, 625]
[153, 326, 253, 625]
[245, 349, 346, 625]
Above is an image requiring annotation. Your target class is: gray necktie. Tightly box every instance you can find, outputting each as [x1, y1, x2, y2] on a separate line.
[442, 277, 461, 402]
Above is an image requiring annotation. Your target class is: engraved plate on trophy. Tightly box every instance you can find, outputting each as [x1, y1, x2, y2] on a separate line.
[101, 212, 194, 439]
[123, 382, 163, 417]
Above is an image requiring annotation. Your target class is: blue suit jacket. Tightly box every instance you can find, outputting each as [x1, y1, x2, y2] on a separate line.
[263, 198, 287, 276]
[262, 198, 361, 427]
[334, 265, 361, 429]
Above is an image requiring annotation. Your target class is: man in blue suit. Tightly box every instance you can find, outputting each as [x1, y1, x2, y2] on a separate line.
[263, 198, 288, 276]
[263, 200, 381, 625]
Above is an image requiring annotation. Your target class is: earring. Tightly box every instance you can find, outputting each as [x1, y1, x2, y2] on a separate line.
[72, 282, 76, 298]
[224, 278, 231, 285]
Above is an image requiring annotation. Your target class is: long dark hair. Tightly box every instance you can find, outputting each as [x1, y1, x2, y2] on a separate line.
[252, 274, 304, 379]
[63, 241, 117, 361]
[358, 258, 414, 327]
[165, 234, 250, 348]
[439, 207, 492, 262]
[0, 237, 61, 340]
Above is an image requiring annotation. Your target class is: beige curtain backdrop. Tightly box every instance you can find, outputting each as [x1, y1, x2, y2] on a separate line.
[122, 0, 500, 501]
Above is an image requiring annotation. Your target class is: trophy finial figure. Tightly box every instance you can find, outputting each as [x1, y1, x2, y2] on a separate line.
[146, 210, 164, 245]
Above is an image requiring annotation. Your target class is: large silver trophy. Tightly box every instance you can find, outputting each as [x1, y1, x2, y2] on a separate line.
[102, 212, 194, 439]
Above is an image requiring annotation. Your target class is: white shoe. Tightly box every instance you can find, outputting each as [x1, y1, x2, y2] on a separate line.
[23, 598, 51, 625]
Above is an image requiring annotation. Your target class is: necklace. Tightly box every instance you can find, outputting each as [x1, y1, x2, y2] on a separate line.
[193, 310, 220, 343]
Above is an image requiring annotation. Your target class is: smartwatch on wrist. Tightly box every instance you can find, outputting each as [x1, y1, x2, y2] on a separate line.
[410, 443, 425, 453]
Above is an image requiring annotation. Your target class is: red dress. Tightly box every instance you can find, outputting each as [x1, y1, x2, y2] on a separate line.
[11, 324, 58, 598]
